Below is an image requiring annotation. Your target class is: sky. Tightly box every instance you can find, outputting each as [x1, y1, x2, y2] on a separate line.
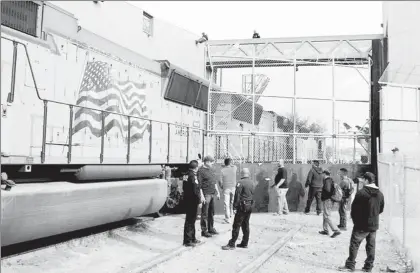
[129, 1, 383, 143]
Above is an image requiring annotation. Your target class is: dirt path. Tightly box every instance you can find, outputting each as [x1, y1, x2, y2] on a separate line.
[1, 213, 412, 273]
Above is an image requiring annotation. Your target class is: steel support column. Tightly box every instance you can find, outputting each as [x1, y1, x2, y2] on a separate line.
[292, 57, 297, 164]
[371, 39, 387, 181]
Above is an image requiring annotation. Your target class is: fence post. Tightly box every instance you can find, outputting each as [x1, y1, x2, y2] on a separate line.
[100, 111, 105, 164]
[402, 155, 407, 249]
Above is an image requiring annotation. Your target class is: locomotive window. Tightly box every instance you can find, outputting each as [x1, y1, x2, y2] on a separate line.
[165, 72, 201, 107]
[194, 84, 208, 111]
[1, 1, 39, 37]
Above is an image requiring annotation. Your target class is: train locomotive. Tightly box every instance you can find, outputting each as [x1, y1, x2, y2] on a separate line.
[0, 1, 215, 247]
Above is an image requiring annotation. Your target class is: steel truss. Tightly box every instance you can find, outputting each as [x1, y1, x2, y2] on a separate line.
[205, 34, 383, 164]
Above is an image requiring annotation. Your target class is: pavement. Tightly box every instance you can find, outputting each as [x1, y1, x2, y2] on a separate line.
[1, 212, 413, 273]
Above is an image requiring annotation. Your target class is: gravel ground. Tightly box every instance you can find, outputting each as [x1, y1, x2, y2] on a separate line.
[1, 213, 413, 273]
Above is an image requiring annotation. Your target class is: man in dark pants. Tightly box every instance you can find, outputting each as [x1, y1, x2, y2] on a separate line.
[183, 160, 205, 247]
[197, 155, 221, 238]
[222, 168, 255, 250]
[305, 160, 324, 215]
[339, 172, 385, 272]
[338, 168, 355, 230]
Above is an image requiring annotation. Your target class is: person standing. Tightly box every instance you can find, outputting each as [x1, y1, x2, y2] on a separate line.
[271, 159, 289, 215]
[319, 169, 341, 238]
[222, 168, 255, 250]
[338, 168, 355, 230]
[339, 172, 385, 272]
[305, 160, 324, 215]
[219, 158, 238, 224]
[183, 160, 205, 247]
[286, 173, 305, 212]
[197, 155, 221, 238]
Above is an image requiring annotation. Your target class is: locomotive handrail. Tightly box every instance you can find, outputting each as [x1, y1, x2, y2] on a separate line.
[2, 35, 207, 164]
[1, 36, 207, 130]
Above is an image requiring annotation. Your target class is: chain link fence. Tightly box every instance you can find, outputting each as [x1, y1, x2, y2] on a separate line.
[206, 133, 366, 164]
[378, 153, 420, 270]
[206, 37, 373, 164]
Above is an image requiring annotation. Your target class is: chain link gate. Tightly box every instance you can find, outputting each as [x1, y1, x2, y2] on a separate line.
[205, 35, 380, 164]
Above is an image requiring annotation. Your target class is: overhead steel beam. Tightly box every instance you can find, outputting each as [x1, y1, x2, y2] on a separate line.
[206, 34, 384, 46]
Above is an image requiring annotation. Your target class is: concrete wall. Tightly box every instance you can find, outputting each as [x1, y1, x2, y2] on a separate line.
[211, 163, 372, 215]
[380, 1, 420, 156]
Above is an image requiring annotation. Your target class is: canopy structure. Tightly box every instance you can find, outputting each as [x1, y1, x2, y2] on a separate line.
[379, 63, 420, 89]
[206, 34, 383, 68]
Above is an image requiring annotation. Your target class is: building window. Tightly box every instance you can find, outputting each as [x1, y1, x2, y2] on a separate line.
[1, 1, 39, 37]
[143, 11, 153, 36]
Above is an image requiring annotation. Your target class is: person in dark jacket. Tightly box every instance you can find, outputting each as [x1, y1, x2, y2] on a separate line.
[197, 155, 221, 238]
[339, 172, 385, 272]
[183, 160, 205, 247]
[319, 169, 341, 238]
[222, 168, 255, 250]
[305, 160, 324, 215]
[286, 173, 305, 212]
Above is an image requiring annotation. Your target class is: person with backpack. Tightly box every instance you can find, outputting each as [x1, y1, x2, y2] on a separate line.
[319, 169, 341, 238]
[338, 168, 355, 231]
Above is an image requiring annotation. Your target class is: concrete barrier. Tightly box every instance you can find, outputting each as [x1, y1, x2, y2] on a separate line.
[212, 163, 372, 215]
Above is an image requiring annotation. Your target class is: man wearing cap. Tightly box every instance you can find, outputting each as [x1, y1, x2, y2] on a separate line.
[339, 172, 385, 272]
[222, 168, 255, 250]
[183, 160, 205, 247]
[305, 160, 324, 215]
[197, 155, 221, 238]
[319, 169, 341, 238]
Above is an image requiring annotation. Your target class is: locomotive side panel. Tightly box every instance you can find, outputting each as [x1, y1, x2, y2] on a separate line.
[2, 29, 208, 165]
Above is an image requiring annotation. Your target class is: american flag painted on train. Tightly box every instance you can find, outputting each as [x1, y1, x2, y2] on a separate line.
[73, 61, 150, 144]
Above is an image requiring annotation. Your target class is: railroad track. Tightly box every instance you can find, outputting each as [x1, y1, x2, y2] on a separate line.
[1, 214, 304, 273]
[126, 216, 304, 273]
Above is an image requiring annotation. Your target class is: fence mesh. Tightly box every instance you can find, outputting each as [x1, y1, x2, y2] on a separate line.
[378, 153, 420, 270]
[206, 38, 372, 164]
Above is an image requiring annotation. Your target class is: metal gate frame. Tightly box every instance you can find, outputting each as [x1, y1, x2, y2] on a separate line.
[205, 34, 384, 164]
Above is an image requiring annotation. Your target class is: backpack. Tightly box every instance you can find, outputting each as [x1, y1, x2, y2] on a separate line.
[343, 178, 354, 199]
[331, 181, 343, 202]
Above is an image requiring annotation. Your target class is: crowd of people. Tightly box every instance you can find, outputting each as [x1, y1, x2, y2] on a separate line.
[182, 156, 385, 272]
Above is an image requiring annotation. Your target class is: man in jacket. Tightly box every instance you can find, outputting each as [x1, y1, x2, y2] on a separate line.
[338, 168, 355, 230]
[339, 172, 385, 272]
[319, 169, 341, 238]
[222, 168, 255, 250]
[183, 160, 205, 247]
[219, 158, 238, 223]
[197, 155, 221, 238]
[271, 159, 289, 215]
[305, 160, 324, 215]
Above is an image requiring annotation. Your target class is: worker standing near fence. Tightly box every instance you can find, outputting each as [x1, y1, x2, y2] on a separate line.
[338, 168, 355, 231]
[305, 160, 324, 215]
[339, 172, 385, 272]
[319, 169, 341, 238]
[222, 168, 255, 250]
[219, 158, 238, 224]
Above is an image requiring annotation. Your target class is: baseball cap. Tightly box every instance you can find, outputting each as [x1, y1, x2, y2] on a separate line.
[241, 168, 250, 178]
